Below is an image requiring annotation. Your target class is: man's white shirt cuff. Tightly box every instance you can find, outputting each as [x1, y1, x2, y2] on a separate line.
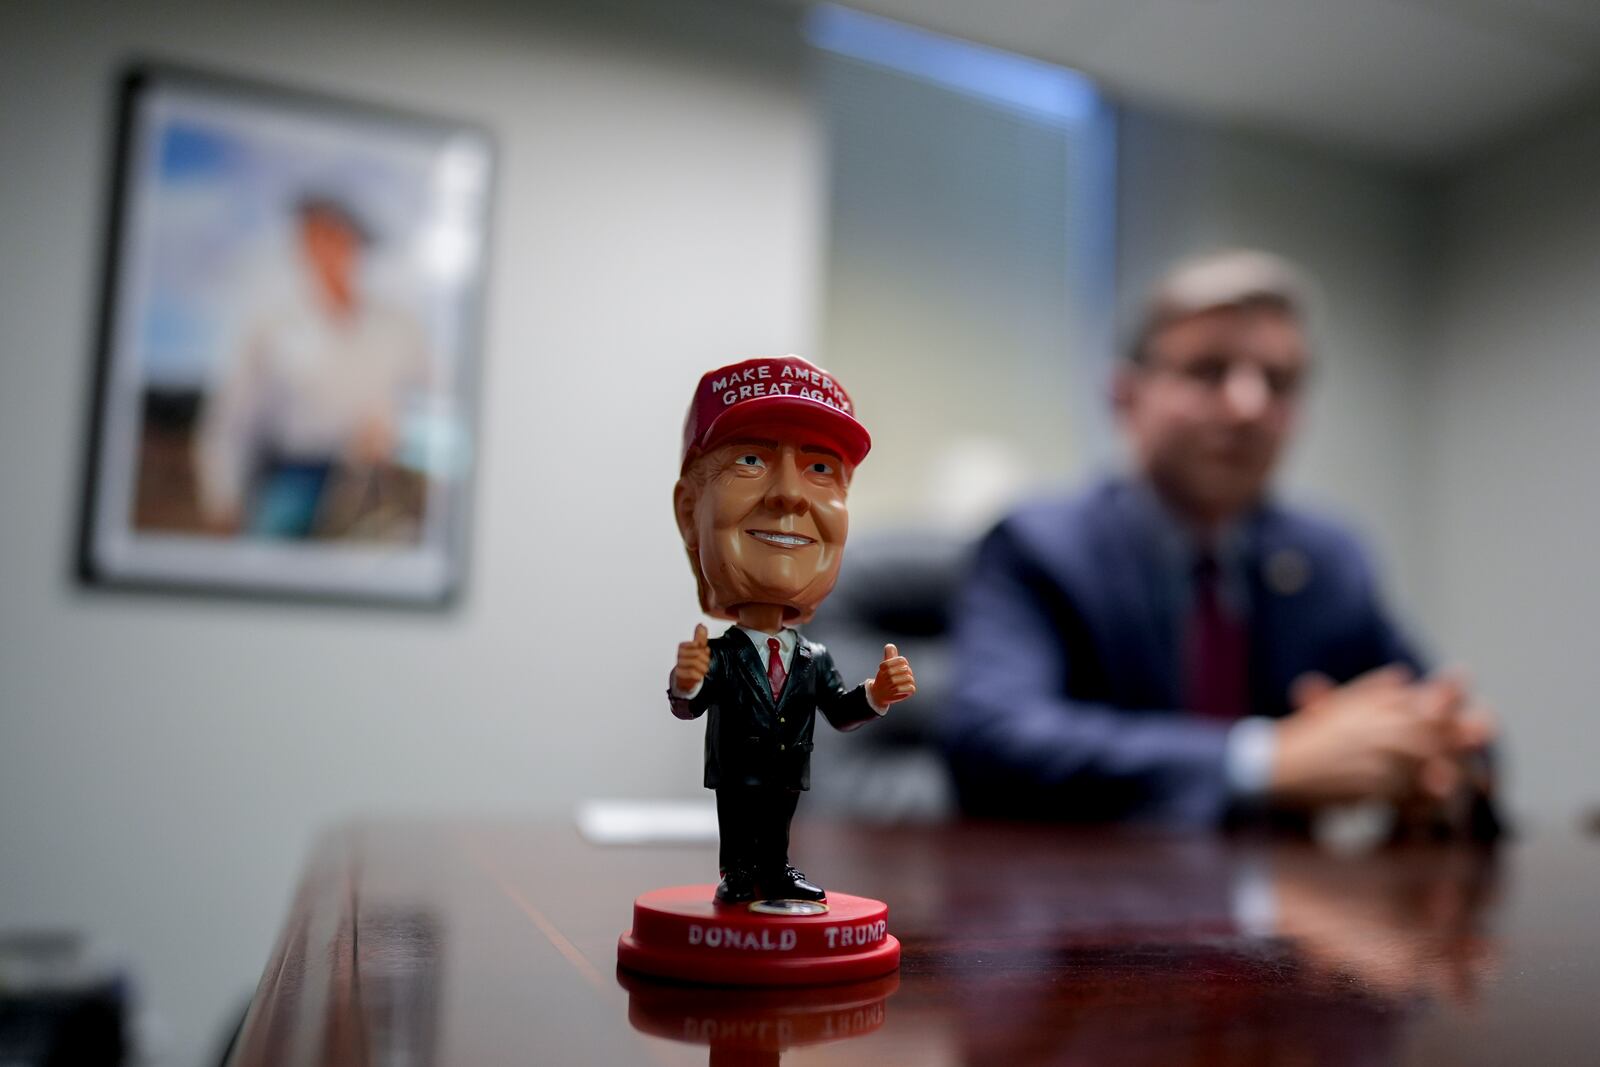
[1225, 716, 1277, 797]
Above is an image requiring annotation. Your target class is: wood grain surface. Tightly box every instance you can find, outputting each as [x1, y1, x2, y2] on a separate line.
[226, 820, 1598, 1066]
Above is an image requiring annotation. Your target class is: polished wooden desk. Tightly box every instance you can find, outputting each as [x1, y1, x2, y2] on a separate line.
[227, 820, 1598, 1066]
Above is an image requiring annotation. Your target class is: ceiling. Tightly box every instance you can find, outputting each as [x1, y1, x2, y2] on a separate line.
[783, 0, 1600, 169]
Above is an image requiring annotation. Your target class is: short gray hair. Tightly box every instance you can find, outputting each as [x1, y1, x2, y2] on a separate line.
[1126, 249, 1312, 364]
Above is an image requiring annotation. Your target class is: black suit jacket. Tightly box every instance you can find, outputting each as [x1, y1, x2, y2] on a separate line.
[669, 627, 878, 790]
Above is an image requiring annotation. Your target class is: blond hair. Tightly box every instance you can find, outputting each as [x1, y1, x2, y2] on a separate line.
[1128, 249, 1312, 364]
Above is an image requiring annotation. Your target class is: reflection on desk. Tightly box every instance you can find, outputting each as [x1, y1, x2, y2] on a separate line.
[225, 821, 1598, 1067]
[619, 969, 897, 1066]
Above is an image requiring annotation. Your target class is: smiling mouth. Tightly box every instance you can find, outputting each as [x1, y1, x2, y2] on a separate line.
[745, 529, 816, 549]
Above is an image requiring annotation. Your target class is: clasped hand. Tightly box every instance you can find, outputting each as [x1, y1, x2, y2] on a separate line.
[1272, 665, 1495, 817]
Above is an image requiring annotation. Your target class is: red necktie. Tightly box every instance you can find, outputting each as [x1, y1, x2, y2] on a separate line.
[766, 637, 787, 701]
[1183, 555, 1248, 719]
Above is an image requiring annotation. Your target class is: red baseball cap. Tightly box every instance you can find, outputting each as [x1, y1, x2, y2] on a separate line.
[680, 355, 872, 472]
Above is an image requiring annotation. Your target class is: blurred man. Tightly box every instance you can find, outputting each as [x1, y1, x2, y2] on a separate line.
[944, 249, 1496, 830]
[196, 193, 431, 539]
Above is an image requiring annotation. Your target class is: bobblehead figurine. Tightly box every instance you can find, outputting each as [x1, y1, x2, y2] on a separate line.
[617, 355, 912, 986]
[667, 355, 916, 906]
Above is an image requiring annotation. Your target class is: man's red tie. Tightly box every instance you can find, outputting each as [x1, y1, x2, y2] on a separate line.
[766, 637, 787, 701]
[1183, 555, 1248, 719]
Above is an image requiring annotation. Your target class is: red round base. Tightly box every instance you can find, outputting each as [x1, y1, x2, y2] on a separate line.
[617, 885, 901, 986]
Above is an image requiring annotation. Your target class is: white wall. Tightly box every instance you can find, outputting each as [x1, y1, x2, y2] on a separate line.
[1418, 97, 1600, 827]
[0, 1, 820, 1063]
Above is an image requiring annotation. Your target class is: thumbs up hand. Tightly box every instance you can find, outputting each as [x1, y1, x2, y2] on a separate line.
[868, 643, 916, 710]
[674, 624, 712, 692]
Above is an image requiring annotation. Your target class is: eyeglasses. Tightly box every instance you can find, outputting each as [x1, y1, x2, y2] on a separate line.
[1145, 356, 1306, 401]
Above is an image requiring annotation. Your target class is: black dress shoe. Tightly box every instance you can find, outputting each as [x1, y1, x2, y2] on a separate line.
[714, 868, 760, 905]
[762, 865, 826, 902]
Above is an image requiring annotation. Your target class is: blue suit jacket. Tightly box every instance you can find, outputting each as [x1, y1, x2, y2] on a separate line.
[943, 478, 1426, 827]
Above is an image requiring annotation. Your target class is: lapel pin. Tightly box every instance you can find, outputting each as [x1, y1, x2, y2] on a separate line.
[1265, 548, 1310, 596]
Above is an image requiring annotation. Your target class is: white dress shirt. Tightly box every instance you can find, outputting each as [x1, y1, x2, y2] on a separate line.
[196, 278, 431, 520]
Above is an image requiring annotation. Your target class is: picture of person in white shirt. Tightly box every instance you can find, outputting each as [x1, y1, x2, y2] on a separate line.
[195, 192, 432, 540]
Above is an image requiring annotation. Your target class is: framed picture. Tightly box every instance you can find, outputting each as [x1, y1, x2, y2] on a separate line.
[79, 64, 494, 605]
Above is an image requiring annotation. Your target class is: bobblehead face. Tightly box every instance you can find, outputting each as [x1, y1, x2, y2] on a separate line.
[675, 432, 851, 625]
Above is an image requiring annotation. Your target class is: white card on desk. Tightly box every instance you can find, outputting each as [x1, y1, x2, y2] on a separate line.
[574, 799, 719, 845]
